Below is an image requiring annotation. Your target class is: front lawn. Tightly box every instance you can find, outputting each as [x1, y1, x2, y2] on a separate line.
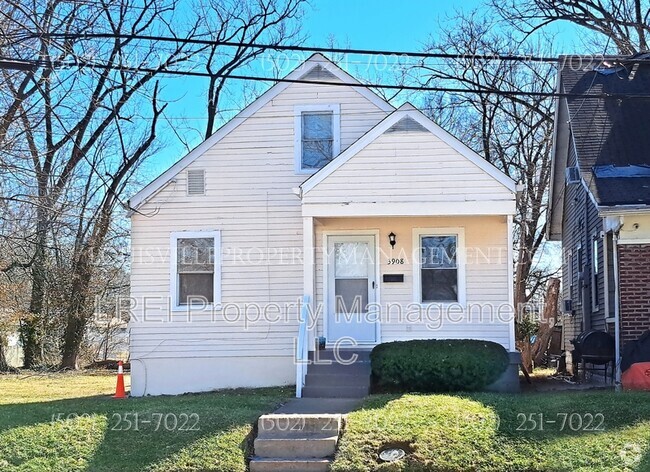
[333, 391, 650, 472]
[0, 373, 289, 472]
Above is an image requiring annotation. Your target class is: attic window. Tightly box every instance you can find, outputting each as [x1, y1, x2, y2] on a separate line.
[187, 169, 205, 195]
[294, 104, 340, 173]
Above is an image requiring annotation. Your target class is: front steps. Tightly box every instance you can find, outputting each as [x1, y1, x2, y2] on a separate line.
[249, 414, 342, 472]
[302, 349, 371, 398]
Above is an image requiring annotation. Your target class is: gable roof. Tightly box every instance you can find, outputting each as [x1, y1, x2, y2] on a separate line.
[559, 56, 650, 204]
[128, 53, 394, 212]
[300, 102, 517, 195]
[548, 54, 650, 238]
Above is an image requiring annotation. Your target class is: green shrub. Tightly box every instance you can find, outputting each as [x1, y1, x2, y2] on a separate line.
[370, 339, 509, 393]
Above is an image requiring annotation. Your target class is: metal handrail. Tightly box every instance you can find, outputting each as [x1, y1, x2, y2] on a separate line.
[295, 295, 310, 397]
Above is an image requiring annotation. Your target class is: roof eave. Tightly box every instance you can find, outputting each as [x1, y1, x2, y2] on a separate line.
[128, 53, 394, 213]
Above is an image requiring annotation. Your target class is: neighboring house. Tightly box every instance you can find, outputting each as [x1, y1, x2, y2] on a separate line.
[128, 54, 519, 396]
[548, 55, 650, 380]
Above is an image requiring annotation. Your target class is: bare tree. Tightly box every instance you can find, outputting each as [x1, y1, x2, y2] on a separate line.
[420, 12, 557, 311]
[1, 0, 308, 369]
[416, 13, 559, 371]
[0, 0, 198, 368]
[492, 0, 650, 54]
[196, 0, 307, 139]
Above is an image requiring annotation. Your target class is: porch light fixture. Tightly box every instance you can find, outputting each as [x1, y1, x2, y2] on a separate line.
[388, 232, 396, 248]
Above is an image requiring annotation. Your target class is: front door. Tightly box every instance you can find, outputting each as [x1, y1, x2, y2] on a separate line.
[326, 235, 377, 345]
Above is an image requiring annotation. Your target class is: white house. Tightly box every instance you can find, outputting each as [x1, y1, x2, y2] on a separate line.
[128, 54, 519, 397]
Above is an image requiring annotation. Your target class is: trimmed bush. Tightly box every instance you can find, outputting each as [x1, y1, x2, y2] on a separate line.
[370, 339, 509, 393]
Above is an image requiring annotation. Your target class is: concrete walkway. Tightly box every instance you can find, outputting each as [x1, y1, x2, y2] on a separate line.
[273, 397, 363, 415]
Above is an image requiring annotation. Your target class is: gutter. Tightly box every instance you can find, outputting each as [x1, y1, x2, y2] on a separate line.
[612, 231, 622, 388]
[599, 204, 650, 217]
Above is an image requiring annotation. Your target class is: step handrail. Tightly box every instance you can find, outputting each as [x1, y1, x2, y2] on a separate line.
[296, 295, 310, 397]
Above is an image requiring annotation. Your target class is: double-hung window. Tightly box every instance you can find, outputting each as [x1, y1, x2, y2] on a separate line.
[414, 229, 465, 304]
[295, 104, 340, 172]
[171, 231, 221, 309]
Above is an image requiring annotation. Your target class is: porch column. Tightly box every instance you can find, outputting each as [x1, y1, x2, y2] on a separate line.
[507, 214, 516, 352]
[303, 216, 316, 350]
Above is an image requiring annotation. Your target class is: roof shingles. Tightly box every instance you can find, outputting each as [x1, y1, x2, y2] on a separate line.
[561, 56, 650, 206]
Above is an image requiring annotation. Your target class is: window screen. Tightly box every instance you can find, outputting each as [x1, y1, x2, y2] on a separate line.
[177, 237, 214, 304]
[420, 235, 458, 302]
[301, 112, 333, 169]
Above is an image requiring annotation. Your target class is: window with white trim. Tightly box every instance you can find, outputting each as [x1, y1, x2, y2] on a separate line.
[591, 235, 600, 310]
[171, 231, 221, 308]
[294, 104, 340, 173]
[576, 243, 583, 305]
[414, 229, 465, 304]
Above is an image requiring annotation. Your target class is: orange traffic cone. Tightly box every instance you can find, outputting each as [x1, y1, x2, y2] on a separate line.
[113, 360, 127, 399]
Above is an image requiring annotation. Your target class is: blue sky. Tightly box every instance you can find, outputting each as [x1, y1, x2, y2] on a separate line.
[142, 0, 580, 179]
[305, 0, 482, 50]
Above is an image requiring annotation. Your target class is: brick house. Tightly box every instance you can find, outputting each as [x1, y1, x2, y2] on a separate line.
[548, 54, 650, 381]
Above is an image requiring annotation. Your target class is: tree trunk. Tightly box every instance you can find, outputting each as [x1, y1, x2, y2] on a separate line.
[21, 201, 49, 368]
[0, 336, 9, 371]
[532, 277, 561, 366]
[60, 256, 94, 369]
[518, 340, 533, 374]
[60, 214, 109, 369]
[61, 314, 88, 369]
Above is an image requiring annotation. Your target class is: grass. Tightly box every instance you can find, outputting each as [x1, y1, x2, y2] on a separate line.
[0, 372, 289, 472]
[332, 391, 650, 472]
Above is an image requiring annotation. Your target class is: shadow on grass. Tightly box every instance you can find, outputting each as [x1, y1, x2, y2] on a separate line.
[336, 390, 650, 472]
[0, 388, 289, 472]
[637, 450, 650, 472]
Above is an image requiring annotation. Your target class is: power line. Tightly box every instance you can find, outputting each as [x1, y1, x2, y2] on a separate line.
[6, 56, 650, 100]
[17, 32, 560, 63]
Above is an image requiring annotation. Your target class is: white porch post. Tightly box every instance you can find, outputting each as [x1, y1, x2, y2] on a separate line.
[507, 214, 516, 352]
[303, 216, 315, 350]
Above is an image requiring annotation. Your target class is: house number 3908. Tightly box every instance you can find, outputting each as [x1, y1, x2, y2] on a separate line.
[387, 258, 405, 265]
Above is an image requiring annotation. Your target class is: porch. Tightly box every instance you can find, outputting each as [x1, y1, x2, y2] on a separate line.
[296, 214, 518, 398]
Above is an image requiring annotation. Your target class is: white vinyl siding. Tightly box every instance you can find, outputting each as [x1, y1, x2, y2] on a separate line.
[302, 131, 514, 208]
[313, 216, 511, 349]
[129, 79, 388, 369]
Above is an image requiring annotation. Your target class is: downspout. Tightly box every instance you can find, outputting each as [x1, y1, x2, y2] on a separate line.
[612, 231, 622, 388]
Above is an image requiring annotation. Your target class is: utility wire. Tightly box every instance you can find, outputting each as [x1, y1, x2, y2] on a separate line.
[15, 32, 560, 63]
[4, 56, 650, 100]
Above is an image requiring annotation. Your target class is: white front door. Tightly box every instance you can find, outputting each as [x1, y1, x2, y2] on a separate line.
[326, 235, 377, 345]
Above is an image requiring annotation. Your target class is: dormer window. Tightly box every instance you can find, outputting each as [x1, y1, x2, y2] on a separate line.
[295, 104, 340, 173]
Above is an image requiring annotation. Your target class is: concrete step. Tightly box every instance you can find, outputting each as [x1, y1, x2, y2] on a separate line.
[309, 349, 371, 362]
[307, 361, 371, 375]
[254, 435, 338, 458]
[305, 373, 370, 388]
[258, 414, 341, 436]
[249, 457, 331, 472]
[302, 384, 370, 398]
